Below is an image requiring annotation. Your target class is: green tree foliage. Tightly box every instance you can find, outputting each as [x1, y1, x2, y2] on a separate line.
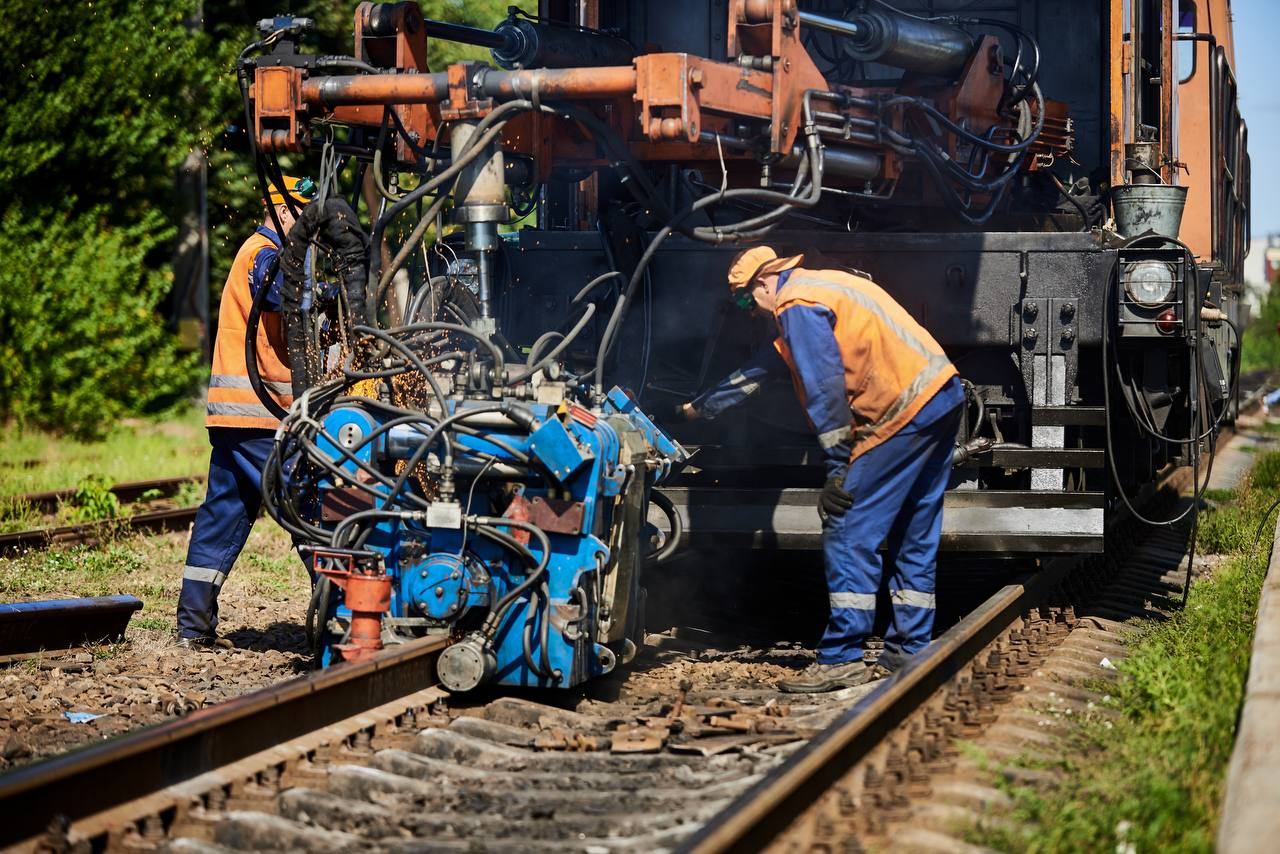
[0, 206, 202, 438]
[0, 0, 212, 436]
[1242, 273, 1280, 375]
[0, 0, 529, 437]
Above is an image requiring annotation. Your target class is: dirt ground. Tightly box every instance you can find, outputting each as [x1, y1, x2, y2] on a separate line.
[0, 522, 312, 769]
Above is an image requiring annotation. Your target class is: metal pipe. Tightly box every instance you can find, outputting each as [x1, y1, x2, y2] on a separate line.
[798, 10, 862, 39]
[301, 66, 637, 107]
[421, 18, 511, 51]
[475, 65, 637, 100]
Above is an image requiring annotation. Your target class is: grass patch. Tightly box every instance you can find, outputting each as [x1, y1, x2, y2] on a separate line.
[971, 452, 1280, 853]
[0, 405, 207, 498]
[0, 522, 303, 633]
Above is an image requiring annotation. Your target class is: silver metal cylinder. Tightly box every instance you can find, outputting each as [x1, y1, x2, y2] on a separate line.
[450, 122, 506, 209]
[450, 122, 506, 323]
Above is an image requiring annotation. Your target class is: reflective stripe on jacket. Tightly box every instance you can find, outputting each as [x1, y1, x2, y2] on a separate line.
[772, 268, 957, 463]
[206, 230, 294, 428]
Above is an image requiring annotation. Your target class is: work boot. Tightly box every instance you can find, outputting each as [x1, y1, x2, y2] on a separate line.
[875, 648, 911, 674]
[778, 660, 875, 693]
[177, 635, 233, 650]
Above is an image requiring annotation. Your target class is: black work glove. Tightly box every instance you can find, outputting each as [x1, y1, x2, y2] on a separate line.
[820, 474, 854, 519]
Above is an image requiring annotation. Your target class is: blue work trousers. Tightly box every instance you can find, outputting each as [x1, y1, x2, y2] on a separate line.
[819, 403, 962, 664]
[177, 428, 289, 640]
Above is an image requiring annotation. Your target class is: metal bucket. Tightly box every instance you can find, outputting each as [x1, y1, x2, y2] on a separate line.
[1112, 184, 1189, 239]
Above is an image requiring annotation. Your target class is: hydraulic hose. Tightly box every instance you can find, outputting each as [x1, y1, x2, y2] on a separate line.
[648, 489, 683, 563]
[279, 198, 371, 394]
[474, 516, 553, 640]
[243, 255, 291, 420]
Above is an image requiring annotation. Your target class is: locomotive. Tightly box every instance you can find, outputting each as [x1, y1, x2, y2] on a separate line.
[237, 0, 1248, 689]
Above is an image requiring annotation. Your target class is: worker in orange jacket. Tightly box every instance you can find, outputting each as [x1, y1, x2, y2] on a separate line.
[684, 246, 962, 692]
[176, 175, 316, 648]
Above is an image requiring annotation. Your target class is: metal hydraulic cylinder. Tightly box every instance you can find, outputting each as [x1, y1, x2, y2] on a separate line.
[799, 7, 975, 77]
[451, 121, 506, 324]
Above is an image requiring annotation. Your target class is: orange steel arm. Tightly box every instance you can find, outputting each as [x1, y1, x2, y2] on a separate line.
[300, 65, 639, 108]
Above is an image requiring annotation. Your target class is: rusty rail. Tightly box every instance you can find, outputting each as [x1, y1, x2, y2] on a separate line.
[10, 475, 204, 515]
[679, 559, 1074, 853]
[0, 506, 200, 557]
[0, 636, 448, 849]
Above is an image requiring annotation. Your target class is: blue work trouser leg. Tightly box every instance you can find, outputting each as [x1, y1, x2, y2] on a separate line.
[176, 428, 277, 640]
[881, 405, 963, 657]
[819, 404, 962, 664]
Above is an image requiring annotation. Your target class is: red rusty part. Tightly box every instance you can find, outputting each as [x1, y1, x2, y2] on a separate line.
[321, 486, 376, 522]
[254, 65, 307, 153]
[503, 493, 534, 546]
[340, 572, 392, 612]
[528, 496, 586, 536]
[441, 61, 494, 121]
[347, 0, 438, 163]
[568, 405, 598, 428]
[318, 558, 392, 663]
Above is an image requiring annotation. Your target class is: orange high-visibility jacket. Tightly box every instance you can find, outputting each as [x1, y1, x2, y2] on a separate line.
[206, 230, 294, 429]
[772, 268, 957, 463]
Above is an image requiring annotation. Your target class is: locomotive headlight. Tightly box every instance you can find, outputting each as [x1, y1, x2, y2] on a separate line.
[1123, 260, 1178, 307]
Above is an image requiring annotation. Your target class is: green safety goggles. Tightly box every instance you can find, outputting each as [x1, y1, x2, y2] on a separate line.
[731, 287, 756, 311]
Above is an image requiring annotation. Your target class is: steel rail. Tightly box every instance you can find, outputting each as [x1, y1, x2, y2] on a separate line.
[0, 635, 448, 849]
[0, 506, 200, 557]
[679, 558, 1074, 854]
[12, 475, 204, 515]
[0, 595, 143, 660]
[680, 392, 1261, 853]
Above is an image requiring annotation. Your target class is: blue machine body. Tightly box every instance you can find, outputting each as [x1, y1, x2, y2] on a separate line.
[312, 387, 685, 689]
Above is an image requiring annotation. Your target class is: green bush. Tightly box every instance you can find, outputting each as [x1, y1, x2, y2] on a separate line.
[0, 205, 202, 437]
[1242, 274, 1280, 375]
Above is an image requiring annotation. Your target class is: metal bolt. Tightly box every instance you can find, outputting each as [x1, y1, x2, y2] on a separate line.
[451, 570, 461, 580]
[421, 570, 428, 578]
[689, 68, 704, 86]
[1060, 302, 1076, 321]
[1061, 326, 1076, 343]
[1022, 303, 1038, 321]
[1024, 326, 1038, 344]
[434, 586, 445, 598]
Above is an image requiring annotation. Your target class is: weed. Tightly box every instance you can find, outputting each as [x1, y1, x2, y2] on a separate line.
[174, 479, 206, 508]
[969, 451, 1280, 853]
[68, 475, 119, 523]
[131, 615, 171, 632]
[0, 495, 38, 534]
[1202, 488, 1236, 503]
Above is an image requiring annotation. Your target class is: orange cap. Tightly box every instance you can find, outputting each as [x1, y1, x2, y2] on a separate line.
[726, 245, 803, 291]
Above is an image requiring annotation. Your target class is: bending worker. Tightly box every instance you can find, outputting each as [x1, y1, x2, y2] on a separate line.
[176, 175, 316, 648]
[684, 246, 962, 692]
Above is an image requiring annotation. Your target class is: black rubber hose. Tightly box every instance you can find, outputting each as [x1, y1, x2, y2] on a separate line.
[648, 489, 683, 563]
[279, 198, 371, 395]
[243, 254, 291, 420]
[475, 517, 552, 638]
